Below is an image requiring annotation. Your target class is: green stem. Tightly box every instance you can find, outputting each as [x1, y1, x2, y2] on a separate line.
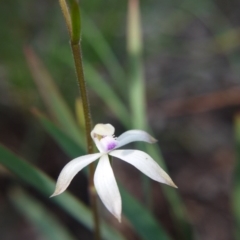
[71, 44, 93, 154]
[58, 0, 101, 239]
[71, 40, 101, 240]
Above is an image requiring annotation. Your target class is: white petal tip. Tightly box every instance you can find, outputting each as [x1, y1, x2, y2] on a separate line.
[115, 215, 121, 223]
[166, 179, 178, 188]
[112, 209, 122, 223]
[171, 183, 178, 188]
[49, 192, 59, 198]
[50, 188, 64, 198]
[150, 137, 158, 143]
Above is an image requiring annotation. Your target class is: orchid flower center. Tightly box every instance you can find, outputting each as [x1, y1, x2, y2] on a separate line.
[99, 135, 118, 152]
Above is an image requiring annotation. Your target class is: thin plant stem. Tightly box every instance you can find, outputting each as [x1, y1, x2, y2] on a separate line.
[70, 44, 100, 240]
[58, 1, 101, 239]
[71, 44, 93, 154]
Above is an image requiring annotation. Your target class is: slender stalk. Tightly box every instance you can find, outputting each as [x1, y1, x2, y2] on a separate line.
[58, 1, 101, 239]
[71, 44, 93, 154]
[71, 26, 101, 240]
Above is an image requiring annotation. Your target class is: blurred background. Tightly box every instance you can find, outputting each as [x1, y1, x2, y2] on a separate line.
[0, 0, 240, 239]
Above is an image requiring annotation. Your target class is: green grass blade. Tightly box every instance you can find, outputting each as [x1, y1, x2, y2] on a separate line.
[0, 144, 126, 240]
[10, 188, 77, 240]
[84, 62, 130, 127]
[121, 187, 171, 240]
[126, 0, 151, 212]
[145, 141, 192, 239]
[32, 109, 84, 158]
[25, 47, 84, 146]
[35, 115, 173, 240]
[82, 12, 126, 94]
[27, 47, 129, 128]
[127, 0, 146, 130]
[126, 1, 192, 238]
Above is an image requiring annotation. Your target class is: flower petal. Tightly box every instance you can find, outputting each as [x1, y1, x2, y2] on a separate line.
[91, 123, 115, 138]
[115, 130, 157, 149]
[92, 137, 105, 153]
[94, 154, 122, 222]
[51, 153, 102, 197]
[110, 150, 177, 188]
[91, 123, 115, 153]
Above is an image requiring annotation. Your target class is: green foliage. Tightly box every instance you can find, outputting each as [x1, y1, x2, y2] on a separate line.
[25, 48, 85, 147]
[122, 188, 171, 240]
[0, 144, 126, 240]
[10, 188, 77, 240]
[6, 0, 240, 238]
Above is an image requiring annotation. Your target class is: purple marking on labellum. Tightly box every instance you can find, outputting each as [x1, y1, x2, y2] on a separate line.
[100, 136, 118, 152]
[107, 142, 117, 150]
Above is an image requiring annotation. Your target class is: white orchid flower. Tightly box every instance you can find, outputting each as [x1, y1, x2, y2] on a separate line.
[51, 123, 177, 222]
